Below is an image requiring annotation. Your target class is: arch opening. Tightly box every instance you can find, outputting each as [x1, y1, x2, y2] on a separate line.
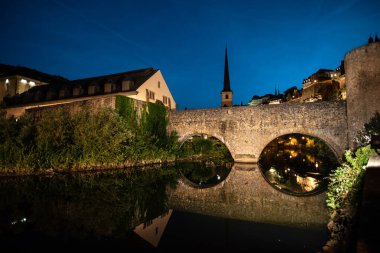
[258, 133, 339, 196]
[176, 134, 233, 188]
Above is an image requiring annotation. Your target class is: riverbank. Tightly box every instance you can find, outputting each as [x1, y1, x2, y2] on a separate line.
[321, 154, 380, 253]
[0, 159, 177, 177]
[0, 156, 234, 178]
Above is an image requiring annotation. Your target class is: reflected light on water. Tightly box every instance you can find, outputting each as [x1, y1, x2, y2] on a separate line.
[259, 133, 339, 195]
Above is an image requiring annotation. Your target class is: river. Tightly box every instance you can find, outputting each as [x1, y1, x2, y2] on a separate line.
[0, 161, 329, 252]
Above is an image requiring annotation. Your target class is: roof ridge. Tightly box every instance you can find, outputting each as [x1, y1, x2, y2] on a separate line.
[71, 67, 156, 82]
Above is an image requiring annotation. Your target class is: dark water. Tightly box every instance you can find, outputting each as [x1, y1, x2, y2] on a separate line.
[0, 162, 328, 252]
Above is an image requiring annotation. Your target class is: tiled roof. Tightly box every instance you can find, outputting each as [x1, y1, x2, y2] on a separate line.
[0, 63, 68, 83]
[3, 66, 158, 106]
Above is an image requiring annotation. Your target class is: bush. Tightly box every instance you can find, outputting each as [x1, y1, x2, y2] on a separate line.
[326, 145, 376, 211]
[0, 98, 179, 172]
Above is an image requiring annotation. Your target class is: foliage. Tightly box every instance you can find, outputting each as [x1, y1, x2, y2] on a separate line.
[177, 136, 233, 162]
[116, 96, 179, 161]
[0, 97, 179, 171]
[326, 145, 376, 211]
[354, 111, 380, 146]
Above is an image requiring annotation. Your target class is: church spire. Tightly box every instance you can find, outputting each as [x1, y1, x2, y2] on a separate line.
[221, 47, 233, 107]
[223, 47, 231, 92]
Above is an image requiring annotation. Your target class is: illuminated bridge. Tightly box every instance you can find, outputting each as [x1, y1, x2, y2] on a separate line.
[169, 101, 348, 163]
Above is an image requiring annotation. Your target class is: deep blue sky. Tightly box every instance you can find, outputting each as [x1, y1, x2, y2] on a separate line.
[1, 0, 379, 109]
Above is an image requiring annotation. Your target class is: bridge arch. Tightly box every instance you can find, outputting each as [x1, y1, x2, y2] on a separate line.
[256, 130, 343, 162]
[178, 132, 234, 157]
[257, 132, 340, 196]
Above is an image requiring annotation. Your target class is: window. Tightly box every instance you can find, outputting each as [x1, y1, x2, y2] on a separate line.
[59, 89, 66, 98]
[149, 91, 155, 100]
[122, 80, 131, 91]
[4, 79, 9, 91]
[146, 89, 155, 100]
[158, 81, 160, 88]
[163, 96, 168, 104]
[225, 94, 229, 99]
[73, 87, 81, 97]
[104, 83, 112, 93]
[88, 86, 95, 95]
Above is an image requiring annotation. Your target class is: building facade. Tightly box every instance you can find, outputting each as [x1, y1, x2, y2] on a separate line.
[2, 66, 176, 117]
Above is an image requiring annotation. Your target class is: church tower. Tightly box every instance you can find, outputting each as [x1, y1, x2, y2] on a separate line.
[221, 47, 233, 107]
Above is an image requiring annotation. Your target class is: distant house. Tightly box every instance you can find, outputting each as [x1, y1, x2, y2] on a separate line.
[1, 65, 176, 117]
[300, 61, 345, 102]
[0, 64, 68, 102]
[248, 93, 284, 106]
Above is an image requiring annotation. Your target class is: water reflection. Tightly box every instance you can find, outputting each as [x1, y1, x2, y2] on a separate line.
[0, 167, 178, 250]
[259, 134, 339, 195]
[178, 161, 232, 188]
[0, 162, 328, 252]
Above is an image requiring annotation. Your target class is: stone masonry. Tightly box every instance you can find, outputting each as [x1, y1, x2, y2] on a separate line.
[345, 42, 380, 148]
[169, 163, 328, 228]
[169, 101, 348, 163]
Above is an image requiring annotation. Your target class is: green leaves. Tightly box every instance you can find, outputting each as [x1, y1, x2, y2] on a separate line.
[326, 145, 376, 212]
[0, 98, 179, 171]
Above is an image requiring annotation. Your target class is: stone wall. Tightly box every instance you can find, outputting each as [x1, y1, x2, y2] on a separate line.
[345, 42, 380, 148]
[169, 101, 348, 162]
[23, 95, 146, 117]
[169, 163, 328, 229]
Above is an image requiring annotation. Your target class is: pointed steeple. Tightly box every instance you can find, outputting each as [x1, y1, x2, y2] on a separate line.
[223, 47, 231, 92]
[368, 35, 374, 44]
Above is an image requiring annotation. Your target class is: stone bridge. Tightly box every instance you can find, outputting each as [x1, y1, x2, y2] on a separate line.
[169, 101, 348, 163]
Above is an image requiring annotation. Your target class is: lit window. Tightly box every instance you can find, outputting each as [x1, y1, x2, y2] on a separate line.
[29, 81, 36, 86]
[5, 79, 9, 84]
[21, 79, 27, 84]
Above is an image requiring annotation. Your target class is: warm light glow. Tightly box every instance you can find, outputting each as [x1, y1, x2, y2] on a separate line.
[289, 150, 299, 158]
[29, 81, 35, 86]
[296, 176, 318, 192]
[5, 79, 9, 84]
[21, 79, 27, 84]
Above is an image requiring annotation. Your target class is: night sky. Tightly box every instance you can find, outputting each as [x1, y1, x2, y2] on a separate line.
[1, 0, 379, 109]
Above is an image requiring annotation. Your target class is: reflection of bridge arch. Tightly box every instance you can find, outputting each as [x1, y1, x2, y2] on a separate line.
[169, 102, 348, 163]
[169, 163, 329, 228]
[178, 163, 232, 189]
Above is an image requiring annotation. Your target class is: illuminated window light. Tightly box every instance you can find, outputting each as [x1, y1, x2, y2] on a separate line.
[21, 79, 27, 84]
[29, 81, 36, 86]
[5, 79, 9, 84]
